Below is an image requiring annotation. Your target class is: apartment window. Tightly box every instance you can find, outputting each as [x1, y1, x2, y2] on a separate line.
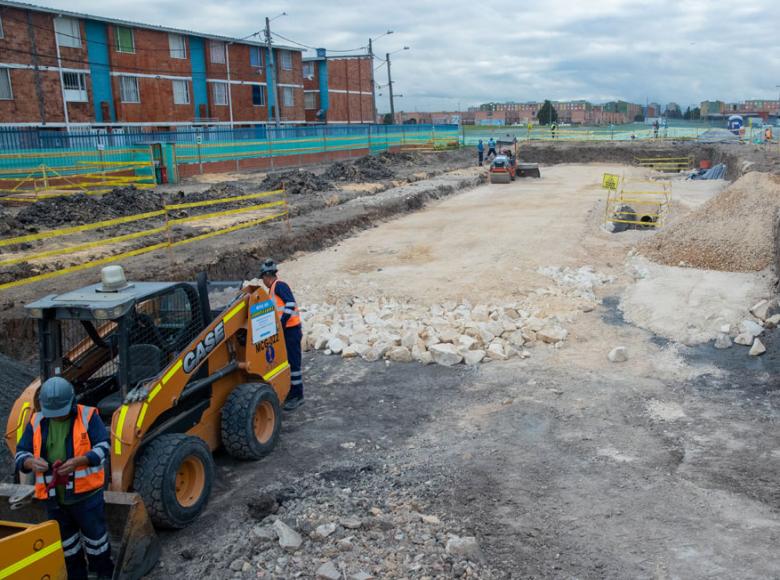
[304, 92, 316, 110]
[212, 82, 228, 106]
[0, 15, 5, 39]
[62, 72, 88, 102]
[250, 46, 264, 69]
[172, 80, 190, 105]
[280, 50, 292, 71]
[169, 34, 186, 59]
[0, 68, 12, 100]
[210, 41, 226, 64]
[251, 85, 265, 106]
[282, 86, 294, 107]
[302, 62, 314, 79]
[54, 17, 81, 48]
[119, 76, 140, 103]
[115, 26, 134, 53]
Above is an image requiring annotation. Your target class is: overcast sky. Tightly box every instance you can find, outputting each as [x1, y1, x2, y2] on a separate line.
[31, 0, 780, 112]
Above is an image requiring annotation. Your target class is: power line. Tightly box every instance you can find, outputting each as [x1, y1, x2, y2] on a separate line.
[270, 31, 366, 53]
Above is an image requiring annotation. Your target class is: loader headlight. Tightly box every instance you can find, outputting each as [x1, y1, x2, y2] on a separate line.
[112, 305, 125, 318]
[93, 308, 110, 320]
[28, 308, 43, 319]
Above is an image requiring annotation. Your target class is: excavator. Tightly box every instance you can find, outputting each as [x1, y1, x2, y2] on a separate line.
[1, 265, 292, 579]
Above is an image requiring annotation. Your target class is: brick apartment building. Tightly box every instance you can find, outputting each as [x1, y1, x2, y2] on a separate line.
[302, 49, 373, 124]
[0, 0, 375, 129]
[701, 99, 780, 120]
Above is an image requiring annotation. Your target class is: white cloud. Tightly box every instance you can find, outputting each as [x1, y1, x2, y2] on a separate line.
[28, 0, 780, 111]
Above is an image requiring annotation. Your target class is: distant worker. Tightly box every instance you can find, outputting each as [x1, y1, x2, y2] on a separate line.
[765, 126, 773, 142]
[477, 139, 485, 166]
[15, 377, 114, 580]
[260, 259, 304, 411]
[487, 137, 497, 159]
[550, 123, 558, 139]
[653, 120, 660, 139]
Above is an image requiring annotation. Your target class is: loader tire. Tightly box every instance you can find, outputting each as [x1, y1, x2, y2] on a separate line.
[133, 433, 214, 529]
[221, 383, 281, 460]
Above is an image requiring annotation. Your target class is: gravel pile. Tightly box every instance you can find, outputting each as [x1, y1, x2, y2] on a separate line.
[260, 170, 332, 195]
[162, 464, 499, 579]
[639, 172, 780, 271]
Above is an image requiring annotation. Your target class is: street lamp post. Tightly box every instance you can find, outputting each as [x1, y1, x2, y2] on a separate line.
[385, 46, 409, 124]
[368, 31, 393, 123]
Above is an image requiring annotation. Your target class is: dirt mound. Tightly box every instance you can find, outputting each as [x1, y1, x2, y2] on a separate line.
[323, 155, 394, 182]
[260, 170, 331, 195]
[0, 210, 23, 236]
[167, 182, 247, 205]
[639, 172, 780, 271]
[16, 186, 164, 229]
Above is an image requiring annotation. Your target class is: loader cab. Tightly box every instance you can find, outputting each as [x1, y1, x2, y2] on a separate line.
[26, 268, 206, 422]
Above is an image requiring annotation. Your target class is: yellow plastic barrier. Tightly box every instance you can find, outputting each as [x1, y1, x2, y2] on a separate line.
[0, 189, 289, 291]
[634, 156, 693, 172]
[605, 179, 671, 229]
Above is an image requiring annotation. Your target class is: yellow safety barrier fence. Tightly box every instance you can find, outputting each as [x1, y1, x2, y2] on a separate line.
[603, 174, 671, 229]
[0, 188, 288, 291]
[634, 155, 693, 172]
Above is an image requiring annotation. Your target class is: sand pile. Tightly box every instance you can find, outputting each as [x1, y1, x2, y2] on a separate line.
[639, 172, 780, 271]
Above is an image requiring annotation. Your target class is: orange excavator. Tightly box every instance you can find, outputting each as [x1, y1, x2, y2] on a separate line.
[2, 265, 291, 578]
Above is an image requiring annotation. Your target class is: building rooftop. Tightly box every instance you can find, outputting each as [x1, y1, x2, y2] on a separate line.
[0, 0, 304, 51]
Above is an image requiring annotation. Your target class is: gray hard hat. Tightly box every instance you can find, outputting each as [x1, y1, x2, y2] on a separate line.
[259, 259, 278, 276]
[39, 377, 75, 418]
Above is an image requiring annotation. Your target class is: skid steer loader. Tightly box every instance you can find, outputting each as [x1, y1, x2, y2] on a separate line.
[2, 265, 292, 579]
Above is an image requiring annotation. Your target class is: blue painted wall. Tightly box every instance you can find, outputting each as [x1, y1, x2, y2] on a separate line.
[265, 47, 276, 117]
[317, 60, 329, 114]
[85, 20, 115, 122]
[189, 37, 208, 120]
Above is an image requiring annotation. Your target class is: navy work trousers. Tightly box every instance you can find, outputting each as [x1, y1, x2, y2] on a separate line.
[284, 325, 304, 400]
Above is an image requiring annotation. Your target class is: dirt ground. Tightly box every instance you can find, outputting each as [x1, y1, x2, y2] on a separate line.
[142, 164, 778, 579]
[0, 147, 778, 578]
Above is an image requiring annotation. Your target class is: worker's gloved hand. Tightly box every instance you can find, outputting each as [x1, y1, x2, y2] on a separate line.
[23, 457, 49, 472]
[56, 456, 88, 477]
[46, 460, 70, 492]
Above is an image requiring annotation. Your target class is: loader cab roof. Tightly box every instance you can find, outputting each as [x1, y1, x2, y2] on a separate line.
[26, 281, 178, 318]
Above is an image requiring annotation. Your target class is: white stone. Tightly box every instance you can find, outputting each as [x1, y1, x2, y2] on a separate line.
[765, 314, 780, 328]
[252, 525, 276, 541]
[608, 346, 628, 362]
[471, 305, 490, 322]
[505, 308, 520, 320]
[429, 343, 463, 366]
[316, 560, 341, 580]
[749, 338, 766, 356]
[476, 323, 496, 344]
[713, 334, 732, 349]
[314, 335, 332, 350]
[719, 323, 731, 334]
[313, 523, 337, 539]
[339, 516, 362, 529]
[445, 535, 482, 562]
[417, 351, 434, 365]
[521, 329, 537, 343]
[734, 333, 754, 346]
[485, 320, 504, 338]
[420, 514, 441, 525]
[537, 325, 568, 344]
[327, 337, 345, 355]
[350, 572, 374, 580]
[401, 331, 419, 350]
[526, 317, 546, 332]
[750, 299, 771, 321]
[386, 346, 413, 363]
[363, 343, 391, 362]
[457, 335, 478, 351]
[463, 350, 485, 365]
[501, 319, 517, 333]
[487, 341, 508, 361]
[740, 319, 763, 337]
[506, 330, 526, 348]
[272, 520, 303, 552]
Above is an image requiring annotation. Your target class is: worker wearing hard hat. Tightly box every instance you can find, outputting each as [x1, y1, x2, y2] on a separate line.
[15, 377, 114, 580]
[260, 259, 304, 411]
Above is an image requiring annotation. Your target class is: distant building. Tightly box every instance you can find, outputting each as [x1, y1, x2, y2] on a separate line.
[302, 49, 374, 124]
[665, 102, 681, 115]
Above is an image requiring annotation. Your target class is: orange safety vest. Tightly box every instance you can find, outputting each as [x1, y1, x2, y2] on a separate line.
[268, 279, 301, 328]
[31, 404, 105, 500]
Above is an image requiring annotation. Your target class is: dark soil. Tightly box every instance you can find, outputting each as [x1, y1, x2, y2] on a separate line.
[0, 353, 35, 472]
[259, 170, 332, 195]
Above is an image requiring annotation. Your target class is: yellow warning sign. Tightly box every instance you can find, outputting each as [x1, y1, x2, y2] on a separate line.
[602, 173, 620, 190]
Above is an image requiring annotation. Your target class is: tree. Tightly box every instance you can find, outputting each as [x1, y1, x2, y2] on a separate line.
[382, 113, 394, 125]
[691, 107, 701, 120]
[634, 113, 645, 122]
[682, 106, 693, 120]
[537, 100, 558, 126]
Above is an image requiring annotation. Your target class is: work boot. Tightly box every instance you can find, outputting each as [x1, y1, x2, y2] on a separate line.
[283, 396, 304, 411]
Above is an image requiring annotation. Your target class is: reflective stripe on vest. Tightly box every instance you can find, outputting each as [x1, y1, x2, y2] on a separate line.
[31, 404, 105, 500]
[269, 280, 301, 328]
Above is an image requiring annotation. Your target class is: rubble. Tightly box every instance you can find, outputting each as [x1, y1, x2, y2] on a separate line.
[445, 535, 482, 562]
[273, 519, 303, 552]
[714, 334, 733, 349]
[259, 169, 332, 195]
[608, 347, 628, 362]
[537, 265, 615, 302]
[316, 560, 341, 580]
[749, 338, 766, 356]
[300, 297, 572, 366]
[750, 299, 772, 321]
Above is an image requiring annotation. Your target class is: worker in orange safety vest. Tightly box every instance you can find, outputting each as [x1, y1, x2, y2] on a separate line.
[15, 377, 114, 580]
[260, 259, 304, 411]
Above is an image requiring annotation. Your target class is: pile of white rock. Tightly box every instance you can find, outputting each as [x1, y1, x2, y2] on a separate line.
[537, 265, 615, 302]
[300, 298, 569, 366]
[714, 298, 778, 356]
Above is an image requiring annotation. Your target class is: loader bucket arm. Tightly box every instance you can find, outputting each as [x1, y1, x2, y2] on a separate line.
[0, 484, 159, 580]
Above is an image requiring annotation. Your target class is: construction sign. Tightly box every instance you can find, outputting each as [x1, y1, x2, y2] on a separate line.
[602, 173, 620, 190]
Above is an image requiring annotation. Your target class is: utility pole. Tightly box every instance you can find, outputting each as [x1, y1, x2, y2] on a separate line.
[386, 52, 395, 122]
[369, 39, 377, 123]
[265, 17, 281, 128]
